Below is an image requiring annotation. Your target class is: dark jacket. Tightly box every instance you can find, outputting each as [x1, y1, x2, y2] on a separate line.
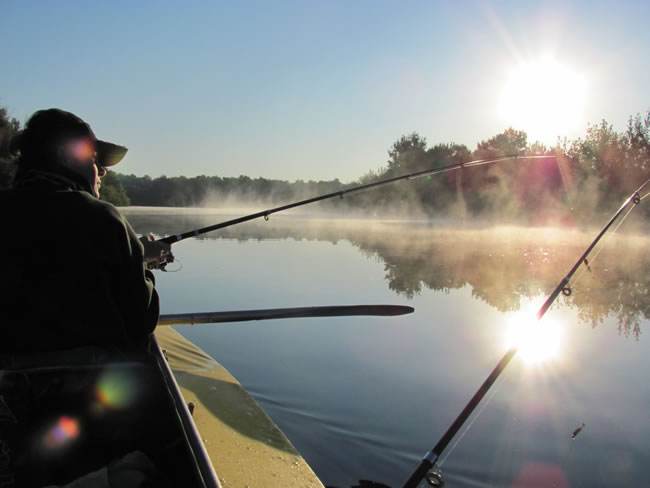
[0, 169, 159, 353]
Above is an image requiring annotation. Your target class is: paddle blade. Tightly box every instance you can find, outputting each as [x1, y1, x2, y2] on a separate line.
[158, 305, 414, 326]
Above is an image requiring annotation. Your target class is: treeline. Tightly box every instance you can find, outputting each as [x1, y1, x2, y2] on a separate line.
[333, 116, 650, 224]
[116, 173, 346, 208]
[114, 112, 650, 225]
[2, 105, 649, 224]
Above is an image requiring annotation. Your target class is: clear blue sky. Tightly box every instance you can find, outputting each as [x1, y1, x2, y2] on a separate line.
[2, 1, 648, 181]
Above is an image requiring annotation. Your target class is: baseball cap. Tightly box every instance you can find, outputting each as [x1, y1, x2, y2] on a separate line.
[12, 108, 127, 167]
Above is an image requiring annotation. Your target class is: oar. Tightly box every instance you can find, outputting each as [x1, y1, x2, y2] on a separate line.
[158, 304, 414, 326]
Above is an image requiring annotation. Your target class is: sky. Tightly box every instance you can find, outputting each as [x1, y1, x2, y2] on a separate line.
[1, 1, 649, 181]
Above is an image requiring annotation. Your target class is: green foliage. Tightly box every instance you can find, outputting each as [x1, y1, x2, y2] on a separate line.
[474, 128, 528, 159]
[99, 171, 130, 206]
[114, 172, 347, 208]
[0, 107, 20, 189]
[387, 133, 429, 173]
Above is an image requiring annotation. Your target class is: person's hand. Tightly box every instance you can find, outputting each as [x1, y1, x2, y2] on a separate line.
[139, 234, 174, 270]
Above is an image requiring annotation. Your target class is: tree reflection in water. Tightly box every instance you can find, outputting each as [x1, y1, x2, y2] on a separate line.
[125, 211, 650, 338]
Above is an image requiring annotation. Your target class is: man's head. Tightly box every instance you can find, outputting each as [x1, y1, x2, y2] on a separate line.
[11, 109, 127, 197]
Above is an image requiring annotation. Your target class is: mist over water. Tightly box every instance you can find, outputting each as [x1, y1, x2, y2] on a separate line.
[125, 209, 650, 487]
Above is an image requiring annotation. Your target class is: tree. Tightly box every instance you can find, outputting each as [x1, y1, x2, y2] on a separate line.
[100, 171, 130, 206]
[387, 133, 429, 173]
[0, 107, 20, 189]
[474, 128, 528, 159]
[623, 112, 650, 190]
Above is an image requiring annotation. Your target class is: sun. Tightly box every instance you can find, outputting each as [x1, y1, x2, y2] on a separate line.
[498, 57, 587, 144]
[504, 305, 564, 365]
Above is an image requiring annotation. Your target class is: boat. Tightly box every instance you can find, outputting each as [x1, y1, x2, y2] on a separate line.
[0, 327, 322, 487]
[155, 326, 324, 488]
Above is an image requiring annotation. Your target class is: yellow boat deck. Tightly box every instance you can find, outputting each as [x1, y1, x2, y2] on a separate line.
[156, 327, 324, 488]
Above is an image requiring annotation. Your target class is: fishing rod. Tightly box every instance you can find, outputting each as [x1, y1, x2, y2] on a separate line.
[157, 155, 555, 246]
[402, 178, 650, 488]
[158, 304, 414, 326]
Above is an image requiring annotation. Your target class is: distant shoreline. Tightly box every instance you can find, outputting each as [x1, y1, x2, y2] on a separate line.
[120, 206, 650, 236]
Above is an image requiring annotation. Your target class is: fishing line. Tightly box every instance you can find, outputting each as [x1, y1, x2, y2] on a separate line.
[571, 191, 649, 286]
[562, 426, 581, 487]
[437, 371, 505, 467]
[571, 205, 634, 285]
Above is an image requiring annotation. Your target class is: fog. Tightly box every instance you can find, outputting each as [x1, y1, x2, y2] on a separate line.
[123, 209, 650, 338]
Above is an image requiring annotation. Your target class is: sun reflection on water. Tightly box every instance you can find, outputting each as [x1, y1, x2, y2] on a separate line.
[505, 305, 564, 365]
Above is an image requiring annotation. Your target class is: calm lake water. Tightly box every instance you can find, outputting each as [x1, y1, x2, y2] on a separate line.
[125, 208, 650, 488]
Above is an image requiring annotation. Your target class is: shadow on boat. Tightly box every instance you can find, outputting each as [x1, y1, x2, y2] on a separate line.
[171, 369, 297, 454]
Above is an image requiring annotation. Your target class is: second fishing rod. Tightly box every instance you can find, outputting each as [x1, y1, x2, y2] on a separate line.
[157, 154, 555, 246]
[401, 178, 650, 488]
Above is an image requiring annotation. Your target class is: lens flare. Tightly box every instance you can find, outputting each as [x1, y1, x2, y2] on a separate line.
[68, 138, 96, 163]
[43, 416, 80, 449]
[504, 305, 563, 365]
[513, 462, 569, 488]
[96, 370, 136, 409]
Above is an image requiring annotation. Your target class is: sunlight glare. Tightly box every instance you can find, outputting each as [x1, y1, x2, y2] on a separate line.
[499, 57, 587, 144]
[505, 306, 563, 365]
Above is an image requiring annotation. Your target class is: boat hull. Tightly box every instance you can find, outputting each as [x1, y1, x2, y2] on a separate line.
[155, 327, 324, 488]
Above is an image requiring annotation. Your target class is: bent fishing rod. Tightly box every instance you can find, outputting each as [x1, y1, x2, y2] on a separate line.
[402, 178, 650, 488]
[157, 155, 555, 245]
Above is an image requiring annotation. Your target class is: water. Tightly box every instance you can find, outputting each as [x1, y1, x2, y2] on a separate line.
[126, 208, 650, 488]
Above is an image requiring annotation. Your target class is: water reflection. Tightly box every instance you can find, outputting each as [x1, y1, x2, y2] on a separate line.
[123, 210, 650, 487]
[504, 303, 564, 364]
[126, 211, 650, 338]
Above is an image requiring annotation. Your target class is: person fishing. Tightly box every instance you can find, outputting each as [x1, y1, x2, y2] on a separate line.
[0, 108, 171, 354]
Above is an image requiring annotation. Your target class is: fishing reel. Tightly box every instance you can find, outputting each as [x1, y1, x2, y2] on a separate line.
[141, 234, 176, 272]
[148, 249, 179, 272]
[425, 467, 444, 487]
[151, 252, 175, 272]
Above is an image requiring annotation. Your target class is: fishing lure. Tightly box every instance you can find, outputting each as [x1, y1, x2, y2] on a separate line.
[572, 423, 586, 440]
